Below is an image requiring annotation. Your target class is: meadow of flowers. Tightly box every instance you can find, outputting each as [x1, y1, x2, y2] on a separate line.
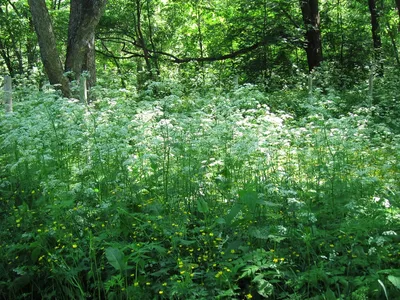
[0, 78, 399, 299]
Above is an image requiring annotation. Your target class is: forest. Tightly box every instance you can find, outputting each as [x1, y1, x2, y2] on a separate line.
[1, 0, 400, 299]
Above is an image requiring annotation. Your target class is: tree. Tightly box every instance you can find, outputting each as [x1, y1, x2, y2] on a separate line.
[368, 0, 383, 74]
[299, 0, 323, 72]
[28, 0, 70, 96]
[0, 0, 37, 77]
[28, 0, 107, 97]
[65, 0, 108, 89]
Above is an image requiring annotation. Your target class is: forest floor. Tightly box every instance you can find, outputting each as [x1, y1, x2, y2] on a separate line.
[0, 81, 399, 299]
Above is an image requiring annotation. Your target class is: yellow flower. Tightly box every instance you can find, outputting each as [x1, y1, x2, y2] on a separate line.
[72, 244, 78, 248]
[159, 291, 163, 295]
[273, 258, 279, 263]
[215, 271, 223, 278]
[246, 294, 253, 299]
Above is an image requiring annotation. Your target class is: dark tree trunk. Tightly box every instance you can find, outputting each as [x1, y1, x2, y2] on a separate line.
[134, 0, 152, 78]
[28, 0, 70, 97]
[300, 0, 323, 72]
[65, 0, 107, 89]
[0, 40, 14, 76]
[368, 0, 383, 74]
[368, 0, 382, 49]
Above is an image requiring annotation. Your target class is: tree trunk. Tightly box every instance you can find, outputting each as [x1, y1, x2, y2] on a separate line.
[300, 0, 323, 72]
[0, 40, 14, 77]
[368, 0, 383, 74]
[65, 0, 107, 89]
[28, 0, 70, 97]
[134, 0, 152, 78]
[368, 0, 382, 49]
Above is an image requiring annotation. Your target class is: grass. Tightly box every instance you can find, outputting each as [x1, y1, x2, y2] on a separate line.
[0, 79, 399, 299]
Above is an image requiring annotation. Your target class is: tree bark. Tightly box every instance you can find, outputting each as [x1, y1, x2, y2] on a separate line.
[368, 0, 382, 49]
[134, 0, 152, 77]
[28, 0, 70, 97]
[65, 0, 107, 89]
[300, 0, 323, 72]
[368, 0, 383, 74]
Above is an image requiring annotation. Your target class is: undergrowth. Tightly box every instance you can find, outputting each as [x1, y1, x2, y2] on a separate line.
[0, 80, 399, 299]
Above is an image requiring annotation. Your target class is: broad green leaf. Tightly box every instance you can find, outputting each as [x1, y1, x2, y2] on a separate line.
[388, 275, 400, 289]
[256, 278, 273, 298]
[105, 247, 126, 272]
[196, 198, 209, 213]
[31, 247, 41, 262]
[238, 190, 258, 209]
[325, 288, 336, 300]
[225, 204, 241, 225]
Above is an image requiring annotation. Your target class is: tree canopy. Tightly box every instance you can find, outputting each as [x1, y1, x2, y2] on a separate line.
[0, 0, 399, 92]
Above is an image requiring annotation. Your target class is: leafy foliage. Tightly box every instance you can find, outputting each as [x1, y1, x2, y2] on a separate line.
[0, 73, 400, 299]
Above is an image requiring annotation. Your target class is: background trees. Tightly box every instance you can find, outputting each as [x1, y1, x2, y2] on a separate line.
[1, 0, 400, 91]
[27, 0, 107, 97]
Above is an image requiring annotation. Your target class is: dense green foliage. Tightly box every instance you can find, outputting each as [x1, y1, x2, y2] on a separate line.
[1, 0, 400, 299]
[1, 70, 400, 299]
[2, 0, 400, 87]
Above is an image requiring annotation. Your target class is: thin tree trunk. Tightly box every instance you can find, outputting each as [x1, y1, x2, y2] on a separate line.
[135, 0, 152, 77]
[386, 23, 400, 66]
[0, 40, 14, 76]
[300, 0, 323, 72]
[368, 0, 383, 74]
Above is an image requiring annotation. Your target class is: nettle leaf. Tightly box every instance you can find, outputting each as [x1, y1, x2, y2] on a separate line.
[255, 277, 273, 298]
[225, 204, 241, 225]
[105, 247, 127, 272]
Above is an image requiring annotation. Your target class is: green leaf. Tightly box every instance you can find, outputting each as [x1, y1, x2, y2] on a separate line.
[196, 198, 209, 213]
[325, 288, 336, 300]
[31, 246, 41, 262]
[388, 275, 400, 289]
[225, 204, 241, 225]
[239, 265, 260, 279]
[255, 278, 273, 298]
[105, 247, 126, 272]
[238, 190, 258, 209]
